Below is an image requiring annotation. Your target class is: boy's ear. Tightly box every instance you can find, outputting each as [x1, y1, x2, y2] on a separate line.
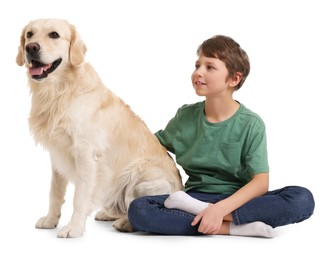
[228, 72, 242, 88]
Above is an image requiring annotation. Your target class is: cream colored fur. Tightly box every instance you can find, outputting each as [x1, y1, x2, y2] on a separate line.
[16, 18, 183, 238]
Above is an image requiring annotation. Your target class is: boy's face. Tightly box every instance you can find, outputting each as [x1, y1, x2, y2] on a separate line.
[191, 54, 233, 98]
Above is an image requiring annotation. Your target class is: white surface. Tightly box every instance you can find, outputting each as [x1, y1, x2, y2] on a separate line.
[1, 0, 331, 259]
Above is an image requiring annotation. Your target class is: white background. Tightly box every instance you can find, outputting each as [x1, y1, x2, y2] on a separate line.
[1, 0, 332, 259]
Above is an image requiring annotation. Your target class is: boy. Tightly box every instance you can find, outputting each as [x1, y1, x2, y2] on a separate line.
[128, 35, 314, 237]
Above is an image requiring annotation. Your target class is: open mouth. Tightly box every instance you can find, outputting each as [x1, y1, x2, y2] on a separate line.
[28, 58, 62, 80]
[194, 81, 206, 86]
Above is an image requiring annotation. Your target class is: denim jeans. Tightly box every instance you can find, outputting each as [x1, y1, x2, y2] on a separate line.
[128, 186, 315, 235]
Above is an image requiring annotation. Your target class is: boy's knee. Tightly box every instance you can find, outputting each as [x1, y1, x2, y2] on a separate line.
[287, 186, 315, 220]
[128, 199, 141, 229]
[297, 186, 315, 215]
[128, 197, 151, 232]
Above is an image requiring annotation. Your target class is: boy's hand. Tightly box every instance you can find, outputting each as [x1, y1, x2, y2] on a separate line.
[191, 204, 224, 234]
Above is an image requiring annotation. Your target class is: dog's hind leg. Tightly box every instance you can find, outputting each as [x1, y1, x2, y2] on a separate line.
[35, 168, 68, 229]
[113, 216, 134, 232]
[112, 178, 175, 233]
[95, 208, 121, 221]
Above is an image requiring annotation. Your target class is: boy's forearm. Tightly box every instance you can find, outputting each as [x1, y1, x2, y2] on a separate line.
[216, 172, 269, 216]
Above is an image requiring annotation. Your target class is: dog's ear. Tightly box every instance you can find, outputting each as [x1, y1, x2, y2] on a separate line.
[69, 25, 87, 66]
[16, 25, 27, 66]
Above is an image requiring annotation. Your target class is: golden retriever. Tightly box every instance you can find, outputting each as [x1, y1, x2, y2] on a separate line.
[16, 18, 183, 238]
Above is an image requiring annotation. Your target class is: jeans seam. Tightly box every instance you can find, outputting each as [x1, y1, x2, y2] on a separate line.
[233, 209, 240, 225]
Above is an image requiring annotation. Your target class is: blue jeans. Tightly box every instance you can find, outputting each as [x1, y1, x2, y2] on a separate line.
[128, 186, 315, 235]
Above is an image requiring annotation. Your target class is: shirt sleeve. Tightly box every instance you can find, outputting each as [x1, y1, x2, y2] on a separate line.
[245, 122, 270, 175]
[154, 109, 181, 154]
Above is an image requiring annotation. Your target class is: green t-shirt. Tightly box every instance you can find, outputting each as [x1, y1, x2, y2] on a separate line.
[155, 101, 269, 194]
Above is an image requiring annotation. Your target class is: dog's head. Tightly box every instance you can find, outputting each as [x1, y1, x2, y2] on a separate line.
[16, 18, 87, 81]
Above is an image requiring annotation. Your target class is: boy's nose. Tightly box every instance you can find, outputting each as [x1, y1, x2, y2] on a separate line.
[194, 67, 204, 76]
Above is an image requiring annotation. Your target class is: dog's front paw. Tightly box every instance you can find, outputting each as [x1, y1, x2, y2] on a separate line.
[57, 224, 85, 238]
[113, 217, 134, 232]
[35, 215, 59, 229]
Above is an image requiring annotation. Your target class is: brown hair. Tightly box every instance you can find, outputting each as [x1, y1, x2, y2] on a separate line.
[197, 35, 250, 90]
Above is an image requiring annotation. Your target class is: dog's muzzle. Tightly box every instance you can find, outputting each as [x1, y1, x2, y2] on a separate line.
[25, 42, 62, 80]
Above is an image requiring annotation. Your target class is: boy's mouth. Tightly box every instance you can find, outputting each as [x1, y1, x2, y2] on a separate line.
[195, 81, 206, 85]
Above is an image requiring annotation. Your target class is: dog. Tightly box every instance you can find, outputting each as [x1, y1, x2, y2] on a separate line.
[16, 18, 183, 238]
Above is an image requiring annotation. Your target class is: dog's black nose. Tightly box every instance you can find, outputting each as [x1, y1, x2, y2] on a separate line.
[26, 42, 40, 55]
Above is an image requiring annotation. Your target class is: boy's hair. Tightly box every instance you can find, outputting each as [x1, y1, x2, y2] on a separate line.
[197, 35, 250, 91]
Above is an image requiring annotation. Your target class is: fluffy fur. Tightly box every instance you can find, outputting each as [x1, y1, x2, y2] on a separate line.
[16, 18, 183, 238]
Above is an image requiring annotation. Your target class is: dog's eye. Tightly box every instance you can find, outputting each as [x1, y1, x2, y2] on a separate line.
[27, 31, 33, 38]
[49, 31, 60, 39]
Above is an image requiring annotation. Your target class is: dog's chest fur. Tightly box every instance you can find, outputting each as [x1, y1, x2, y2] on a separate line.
[29, 86, 74, 148]
[28, 69, 96, 146]
[27, 73, 123, 183]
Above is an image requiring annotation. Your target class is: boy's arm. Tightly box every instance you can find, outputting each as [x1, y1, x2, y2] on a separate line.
[216, 172, 269, 215]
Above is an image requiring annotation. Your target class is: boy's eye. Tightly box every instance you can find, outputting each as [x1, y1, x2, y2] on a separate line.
[207, 65, 214, 70]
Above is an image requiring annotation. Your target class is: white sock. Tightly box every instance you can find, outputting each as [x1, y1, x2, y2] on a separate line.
[164, 191, 209, 215]
[230, 221, 275, 238]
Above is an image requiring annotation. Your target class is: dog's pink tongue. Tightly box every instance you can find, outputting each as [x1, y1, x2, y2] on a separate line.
[29, 64, 51, 76]
[29, 67, 44, 76]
